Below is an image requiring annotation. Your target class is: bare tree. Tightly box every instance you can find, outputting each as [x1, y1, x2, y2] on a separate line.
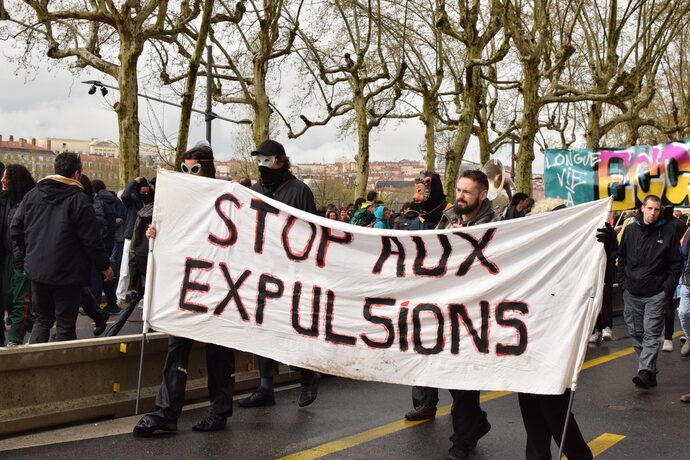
[578, 0, 689, 148]
[285, 0, 406, 199]
[435, 0, 509, 195]
[3, 1, 202, 186]
[208, 0, 303, 148]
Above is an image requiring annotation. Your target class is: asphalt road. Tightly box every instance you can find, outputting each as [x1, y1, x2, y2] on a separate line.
[2, 315, 689, 460]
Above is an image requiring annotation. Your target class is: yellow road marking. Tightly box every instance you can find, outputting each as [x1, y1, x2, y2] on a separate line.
[561, 432, 626, 459]
[279, 337, 660, 460]
[279, 391, 511, 460]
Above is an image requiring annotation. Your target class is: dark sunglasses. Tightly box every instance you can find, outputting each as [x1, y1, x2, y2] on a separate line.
[181, 163, 203, 174]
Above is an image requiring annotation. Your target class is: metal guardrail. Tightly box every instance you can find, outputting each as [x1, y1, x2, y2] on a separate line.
[0, 333, 299, 437]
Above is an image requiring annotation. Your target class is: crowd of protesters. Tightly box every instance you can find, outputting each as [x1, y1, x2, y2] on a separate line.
[3, 140, 690, 459]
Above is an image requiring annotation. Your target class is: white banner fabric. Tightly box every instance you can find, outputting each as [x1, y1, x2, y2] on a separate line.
[146, 169, 610, 394]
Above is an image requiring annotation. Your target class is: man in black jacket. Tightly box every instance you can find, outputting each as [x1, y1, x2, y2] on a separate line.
[92, 180, 120, 314]
[10, 152, 113, 343]
[239, 139, 321, 409]
[618, 195, 682, 389]
[116, 176, 152, 305]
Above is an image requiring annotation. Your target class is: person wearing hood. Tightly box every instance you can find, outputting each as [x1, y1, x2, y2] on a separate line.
[618, 195, 682, 389]
[10, 152, 113, 343]
[372, 205, 390, 229]
[401, 172, 452, 423]
[92, 180, 121, 314]
[133, 141, 236, 437]
[116, 175, 153, 306]
[239, 139, 321, 409]
[399, 171, 450, 230]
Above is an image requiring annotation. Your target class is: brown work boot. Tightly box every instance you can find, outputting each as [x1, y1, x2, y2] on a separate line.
[681, 340, 690, 357]
[404, 406, 436, 421]
[680, 391, 690, 403]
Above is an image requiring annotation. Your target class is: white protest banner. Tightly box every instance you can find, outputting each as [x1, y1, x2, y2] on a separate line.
[146, 169, 610, 394]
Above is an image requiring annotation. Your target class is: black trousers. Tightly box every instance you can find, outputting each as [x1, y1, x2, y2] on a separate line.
[664, 297, 677, 340]
[595, 281, 613, 331]
[518, 391, 592, 460]
[258, 356, 316, 385]
[449, 389, 487, 450]
[80, 286, 106, 323]
[153, 336, 235, 422]
[412, 385, 439, 408]
[29, 282, 81, 343]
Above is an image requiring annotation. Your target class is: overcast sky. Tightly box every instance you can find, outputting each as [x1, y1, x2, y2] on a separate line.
[0, 40, 521, 169]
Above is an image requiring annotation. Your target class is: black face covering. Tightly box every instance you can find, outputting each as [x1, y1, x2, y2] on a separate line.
[140, 192, 154, 204]
[259, 166, 292, 196]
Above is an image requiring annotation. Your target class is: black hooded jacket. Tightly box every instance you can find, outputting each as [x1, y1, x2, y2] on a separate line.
[251, 172, 317, 214]
[617, 217, 683, 297]
[122, 178, 150, 239]
[94, 188, 119, 253]
[10, 177, 110, 286]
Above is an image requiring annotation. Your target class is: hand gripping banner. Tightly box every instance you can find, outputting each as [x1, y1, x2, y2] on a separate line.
[145, 170, 610, 394]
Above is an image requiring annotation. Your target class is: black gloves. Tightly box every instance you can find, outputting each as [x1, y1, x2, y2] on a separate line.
[596, 222, 616, 244]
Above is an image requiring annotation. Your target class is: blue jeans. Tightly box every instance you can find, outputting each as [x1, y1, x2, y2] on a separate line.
[677, 285, 690, 340]
[623, 290, 666, 373]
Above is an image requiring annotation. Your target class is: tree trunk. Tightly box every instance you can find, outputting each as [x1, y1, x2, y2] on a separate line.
[175, 0, 214, 168]
[585, 101, 603, 148]
[354, 87, 370, 200]
[444, 96, 477, 195]
[252, 60, 271, 148]
[443, 62, 481, 195]
[515, 60, 540, 195]
[116, 45, 142, 187]
[422, 94, 436, 171]
[477, 120, 490, 166]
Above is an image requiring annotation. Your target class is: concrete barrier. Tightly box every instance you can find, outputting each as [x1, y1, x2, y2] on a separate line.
[0, 333, 300, 436]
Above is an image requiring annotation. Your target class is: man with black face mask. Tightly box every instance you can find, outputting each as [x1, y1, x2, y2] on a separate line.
[116, 177, 152, 307]
[249, 140, 317, 213]
[239, 139, 321, 409]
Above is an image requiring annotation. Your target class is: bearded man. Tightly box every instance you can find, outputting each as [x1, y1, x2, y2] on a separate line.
[437, 169, 498, 460]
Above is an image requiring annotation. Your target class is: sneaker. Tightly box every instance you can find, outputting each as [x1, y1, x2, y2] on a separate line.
[662, 339, 673, 352]
[681, 336, 687, 344]
[681, 340, 690, 357]
[681, 391, 690, 403]
[404, 406, 437, 421]
[589, 331, 602, 343]
[602, 327, 614, 341]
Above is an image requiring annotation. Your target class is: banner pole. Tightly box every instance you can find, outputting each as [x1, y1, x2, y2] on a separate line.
[135, 196, 158, 414]
[135, 234, 156, 414]
[556, 387, 576, 459]
[135, 329, 146, 414]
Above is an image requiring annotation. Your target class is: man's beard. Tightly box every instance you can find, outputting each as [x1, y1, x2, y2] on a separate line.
[454, 199, 479, 216]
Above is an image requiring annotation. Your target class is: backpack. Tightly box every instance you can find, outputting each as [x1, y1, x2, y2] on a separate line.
[350, 207, 376, 226]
